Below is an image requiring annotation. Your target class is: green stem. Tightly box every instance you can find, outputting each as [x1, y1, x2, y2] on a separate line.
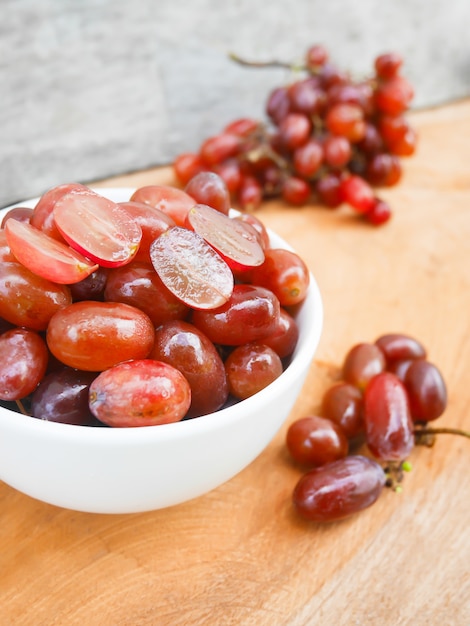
[414, 426, 470, 439]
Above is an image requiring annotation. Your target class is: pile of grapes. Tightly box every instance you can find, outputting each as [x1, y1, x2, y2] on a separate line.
[0, 180, 309, 427]
[285, 333, 470, 522]
[173, 44, 417, 225]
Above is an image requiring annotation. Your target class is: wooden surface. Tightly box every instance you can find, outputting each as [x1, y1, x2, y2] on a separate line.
[1, 100, 470, 626]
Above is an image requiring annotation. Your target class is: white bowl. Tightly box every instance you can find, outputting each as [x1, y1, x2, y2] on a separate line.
[0, 188, 323, 513]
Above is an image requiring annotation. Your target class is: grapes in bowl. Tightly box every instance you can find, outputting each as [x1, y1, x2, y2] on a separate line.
[0, 186, 323, 514]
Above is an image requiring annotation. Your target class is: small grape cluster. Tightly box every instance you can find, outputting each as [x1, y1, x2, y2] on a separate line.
[173, 44, 417, 226]
[285, 333, 468, 523]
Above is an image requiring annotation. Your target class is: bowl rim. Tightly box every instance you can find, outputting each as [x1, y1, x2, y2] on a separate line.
[0, 187, 323, 443]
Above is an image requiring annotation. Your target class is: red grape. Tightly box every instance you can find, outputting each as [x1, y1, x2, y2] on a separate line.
[342, 342, 386, 390]
[286, 415, 349, 466]
[130, 185, 196, 227]
[150, 320, 228, 417]
[225, 343, 283, 399]
[293, 455, 385, 522]
[47, 301, 155, 371]
[0, 328, 49, 400]
[185, 171, 231, 216]
[363, 372, 414, 461]
[322, 382, 364, 440]
[191, 284, 280, 346]
[404, 360, 447, 422]
[89, 359, 191, 427]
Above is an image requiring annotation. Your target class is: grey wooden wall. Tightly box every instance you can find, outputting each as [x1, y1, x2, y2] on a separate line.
[1, 0, 469, 207]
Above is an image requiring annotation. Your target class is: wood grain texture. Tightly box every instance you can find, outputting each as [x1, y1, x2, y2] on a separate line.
[1, 100, 470, 626]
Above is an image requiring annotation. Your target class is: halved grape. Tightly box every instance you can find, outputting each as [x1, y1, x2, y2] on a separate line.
[53, 188, 142, 267]
[150, 226, 234, 310]
[5, 218, 99, 284]
[186, 203, 265, 271]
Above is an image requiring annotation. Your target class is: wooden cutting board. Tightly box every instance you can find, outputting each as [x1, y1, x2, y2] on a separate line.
[1, 100, 469, 626]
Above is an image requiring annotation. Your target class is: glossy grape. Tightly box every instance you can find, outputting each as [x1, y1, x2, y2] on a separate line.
[0, 328, 49, 400]
[185, 171, 231, 216]
[224, 343, 283, 399]
[321, 382, 364, 440]
[149, 320, 228, 417]
[286, 415, 349, 467]
[363, 372, 414, 461]
[118, 201, 175, 263]
[0, 261, 72, 330]
[375, 332, 427, 363]
[47, 301, 155, 371]
[89, 359, 191, 427]
[130, 185, 196, 227]
[104, 261, 189, 327]
[31, 368, 98, 425]
[404, 360, 447, 422]
[191, 284, 280, 346]
[342, 342, 386, 390]
[249, 248, 310, 307]
[292, 455, 385, 522]
[261, 308, 299, 359]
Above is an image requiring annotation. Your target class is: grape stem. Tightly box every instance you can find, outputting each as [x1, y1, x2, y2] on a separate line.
[229, 52, 306, 72]
[414, 426, 470, 442]
[15, 399, 29, 415]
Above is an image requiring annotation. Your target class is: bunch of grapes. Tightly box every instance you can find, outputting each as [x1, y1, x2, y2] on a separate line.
[173, 44, 417, 225]
[284, 333, 468, 523]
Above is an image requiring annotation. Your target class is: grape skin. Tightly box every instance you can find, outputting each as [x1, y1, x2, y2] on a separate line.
[293, 456, 386, 522]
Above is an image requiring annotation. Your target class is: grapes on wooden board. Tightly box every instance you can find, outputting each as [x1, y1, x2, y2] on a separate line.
[173, 44, 417, 225]
[286, 332, 468, 523]
[89, 359, 191, 427]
